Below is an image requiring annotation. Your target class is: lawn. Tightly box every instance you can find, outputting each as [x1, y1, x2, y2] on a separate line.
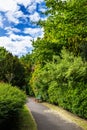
[0, 105, 37, 130]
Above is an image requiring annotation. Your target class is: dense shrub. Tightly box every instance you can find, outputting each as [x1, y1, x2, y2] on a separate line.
[31, 49, 87, 119]
[62, 86, 87, 118]
[48, 81, 60, 105]
[0, 83, 26, 123]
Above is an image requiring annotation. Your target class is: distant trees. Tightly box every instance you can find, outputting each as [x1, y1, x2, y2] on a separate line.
[0, 47, 26, 89]
[20, 53, 34, 95]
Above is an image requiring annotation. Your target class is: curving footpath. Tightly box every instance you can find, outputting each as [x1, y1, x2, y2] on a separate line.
[27, 98, 83, 130]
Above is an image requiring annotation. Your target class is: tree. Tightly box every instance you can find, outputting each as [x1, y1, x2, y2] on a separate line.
[0, 47, 26, 89]
[0, 47, 10, 81]
[32, 0, 87, 64]
[11, 56, 26, 88]
[20, 53, 34, 95]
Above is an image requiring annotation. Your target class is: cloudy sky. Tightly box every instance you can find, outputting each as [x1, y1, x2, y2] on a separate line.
[0, 0, 46, 57]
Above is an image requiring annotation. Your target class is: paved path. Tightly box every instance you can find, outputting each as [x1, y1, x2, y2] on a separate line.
[27, 98, 83, 130]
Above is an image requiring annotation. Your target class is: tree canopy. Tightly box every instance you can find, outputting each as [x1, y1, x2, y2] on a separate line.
[32, 0, 87, 64]
[0, 47, 26, 88]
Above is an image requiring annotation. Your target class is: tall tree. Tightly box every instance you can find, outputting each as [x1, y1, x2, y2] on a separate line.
[32, 0, 87, 64]
[0, 47, 26, 88]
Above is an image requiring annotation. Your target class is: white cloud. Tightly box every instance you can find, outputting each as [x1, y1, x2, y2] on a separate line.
[29, 12, 40, 22]
[0, 0, 45, 25]
[0, 0, 36, 12]
[0, 0, 18, 12]
[24, 27, 44, 38]
[5, 27, 21, 35]
[35, 0, 44, 3]
[5, 9, 25, 24]
[15, 0, 33, 7]
[39, 8, 46, 13]
[0, 34, 32, 56]
[0, 0, 46, 56]
[0, 0, 27, 24]
[15, 0, 44, 7]
[14, 10, 23, 18]
[5, 11, 19, 24]
[27, 3, 36, 14]
[0, 14, 3, 28]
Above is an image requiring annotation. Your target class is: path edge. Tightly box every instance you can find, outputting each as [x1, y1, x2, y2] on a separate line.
[42, 102, 87, 130]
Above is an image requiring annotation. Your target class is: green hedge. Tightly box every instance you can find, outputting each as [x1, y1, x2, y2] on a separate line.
[31, 49, 87, 119]
[0, 83, 26, 123]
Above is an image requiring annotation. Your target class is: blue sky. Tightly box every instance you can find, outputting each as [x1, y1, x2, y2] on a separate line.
[0, 0, 47, 57]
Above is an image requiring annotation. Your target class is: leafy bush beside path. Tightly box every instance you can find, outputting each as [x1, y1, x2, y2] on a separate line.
[0, 83, 26, 123]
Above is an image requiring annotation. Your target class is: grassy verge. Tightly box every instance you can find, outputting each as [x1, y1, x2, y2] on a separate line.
[43, 103, 87, 130]
[0, 105, 37, 130]
[18, 105, 37, 130]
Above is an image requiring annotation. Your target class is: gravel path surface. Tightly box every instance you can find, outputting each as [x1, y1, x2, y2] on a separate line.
[27, 98, 83, 130]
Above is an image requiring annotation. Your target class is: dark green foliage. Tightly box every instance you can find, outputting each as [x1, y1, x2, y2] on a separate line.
[20, 53, 34, 95]
[0, 83, 26, 123]
[0, 106, 37, 130]
[0, 47, 26, 88]
[11, 56, 26, 87]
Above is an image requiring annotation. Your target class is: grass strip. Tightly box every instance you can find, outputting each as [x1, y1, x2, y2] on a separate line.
[43, 103, 87, 130]
[18, 105, 37, 130]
